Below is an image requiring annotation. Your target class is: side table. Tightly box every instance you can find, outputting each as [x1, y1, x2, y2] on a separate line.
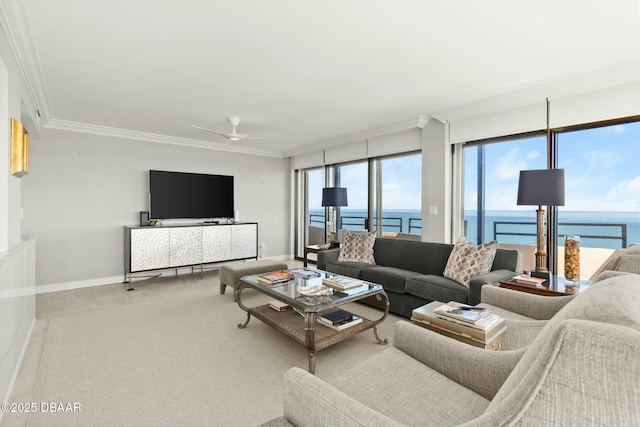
[499, 275, 592, 296]
[303, 243, 338, 267]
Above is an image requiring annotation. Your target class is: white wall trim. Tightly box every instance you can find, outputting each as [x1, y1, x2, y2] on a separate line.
[35, 275, 126, 294]
[0, 318, 35, 425]
[0, 0, 50, 125]
[45, 119, 286, 159]
[34, 254, 295, 294]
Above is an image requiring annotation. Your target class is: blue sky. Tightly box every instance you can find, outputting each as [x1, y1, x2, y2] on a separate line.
[309, 121, 640, 213]
[308, 153, 422, 210]
[465, 121, 640, 212]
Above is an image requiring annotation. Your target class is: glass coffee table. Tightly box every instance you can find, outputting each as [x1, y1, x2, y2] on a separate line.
[236, 268, 389, 374]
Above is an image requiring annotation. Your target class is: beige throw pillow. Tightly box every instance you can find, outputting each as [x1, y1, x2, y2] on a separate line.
[443, 237, 497, 287]
[337, 230, 376, 264]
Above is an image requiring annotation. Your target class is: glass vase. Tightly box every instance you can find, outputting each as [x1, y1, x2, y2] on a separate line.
[564, 235, 580, 285]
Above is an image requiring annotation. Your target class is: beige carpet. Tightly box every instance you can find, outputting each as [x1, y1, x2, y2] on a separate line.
[25, 287, 398, 427]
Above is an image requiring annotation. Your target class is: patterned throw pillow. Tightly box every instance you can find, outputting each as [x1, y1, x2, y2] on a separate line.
[443, 237, 497, 287]
[337, 230, 376, 264]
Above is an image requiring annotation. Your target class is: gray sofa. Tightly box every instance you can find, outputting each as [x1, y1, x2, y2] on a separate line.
[317, 237, 520, 317]
[260, 272, 640, 426]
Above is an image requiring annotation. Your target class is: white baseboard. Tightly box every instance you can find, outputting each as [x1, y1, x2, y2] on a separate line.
[0, 318, 36, 425]
[34, 255, 295, 294]
[35, 275, 125, 294]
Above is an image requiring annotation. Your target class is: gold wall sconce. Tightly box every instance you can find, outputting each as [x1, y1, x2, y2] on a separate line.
[11, 118, 29, 177]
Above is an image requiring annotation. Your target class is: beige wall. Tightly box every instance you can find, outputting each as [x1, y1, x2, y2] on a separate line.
[22, 129, 291, 288]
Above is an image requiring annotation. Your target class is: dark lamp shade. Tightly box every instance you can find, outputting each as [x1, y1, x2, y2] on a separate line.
[321, 187, 348, 207]
[517, 169, 565, 206]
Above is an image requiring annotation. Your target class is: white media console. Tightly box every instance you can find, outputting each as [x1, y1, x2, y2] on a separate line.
[124, 222, 258, 284]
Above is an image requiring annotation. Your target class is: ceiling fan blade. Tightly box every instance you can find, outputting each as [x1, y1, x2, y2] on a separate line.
[188, 124, 232, 137]
[189, 120, 277, 142]
[246, 132, 280, 140]
[189, 124, 251, 141]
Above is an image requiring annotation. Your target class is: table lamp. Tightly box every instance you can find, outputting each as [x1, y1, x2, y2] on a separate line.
[517, 169, 565, 278]
[322, 187, 348, 246]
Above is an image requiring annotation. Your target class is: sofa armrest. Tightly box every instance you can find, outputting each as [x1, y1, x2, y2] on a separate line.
[282, 367, 405, 427]
[468, 270, 517, 305]
[317, 248, 340, 271]
[480, 285, 574, 320]
[393, 321, 525, 400]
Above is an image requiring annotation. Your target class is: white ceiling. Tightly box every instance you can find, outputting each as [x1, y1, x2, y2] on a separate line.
[4, 0, 640, 157]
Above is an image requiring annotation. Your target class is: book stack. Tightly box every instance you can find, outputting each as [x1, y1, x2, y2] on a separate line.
[269, 300, 293, 312]
[511, 274, 546, 285]
[321, 275, 362, 291]
[290, 268, 321, 279]
[257, 270, 295, 286]
[318, 309, 363, 331]
[433, 302, 503, 331]
[411, 301, 506, 349]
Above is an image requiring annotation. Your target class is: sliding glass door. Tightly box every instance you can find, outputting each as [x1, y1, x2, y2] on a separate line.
[377, 153, 422, 238]
[463, 135, 547, 244]
[334, 161, 370, 234]
[305, 168, 325, 245]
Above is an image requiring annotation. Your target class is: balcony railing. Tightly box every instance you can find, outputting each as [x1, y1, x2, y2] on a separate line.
[493, 221, 628, 248]
[312, 214, 627, 248]
[309, 214, 421, 236]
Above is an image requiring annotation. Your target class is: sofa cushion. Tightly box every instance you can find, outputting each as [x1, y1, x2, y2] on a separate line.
[359, 266, 421, 294]
[443, 238, 497, 287]
[373, 238, 454, 275]
[338, 230, 376, 264]
[330, 347, 490, 426]
[405, 275, 470, 304]
[324, 260, 374, 279]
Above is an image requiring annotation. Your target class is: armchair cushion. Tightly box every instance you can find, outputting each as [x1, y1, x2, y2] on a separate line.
[329, 347, 489, 426]
[283, 367, 403, 427]
[392, 321, 524, 400]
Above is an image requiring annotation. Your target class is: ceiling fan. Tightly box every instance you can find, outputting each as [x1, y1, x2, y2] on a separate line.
[190, 117, 279, 142]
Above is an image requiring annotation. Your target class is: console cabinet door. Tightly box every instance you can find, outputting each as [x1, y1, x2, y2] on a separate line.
[231, 224, 258, 259]
[130, 228, 170, 272]
[202, 226, 232, 263]
[169, 226, 203, 267]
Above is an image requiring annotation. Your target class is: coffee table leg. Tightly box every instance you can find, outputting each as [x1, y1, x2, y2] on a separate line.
[304, 311, 317, 374]
[236, 283, 252, 329]
[372, 291, 390, 345]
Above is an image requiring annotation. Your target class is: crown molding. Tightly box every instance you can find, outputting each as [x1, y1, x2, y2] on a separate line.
[284, 114, 433, 157]
[0, 0, 51, 126]
[45, 119, 285, 158]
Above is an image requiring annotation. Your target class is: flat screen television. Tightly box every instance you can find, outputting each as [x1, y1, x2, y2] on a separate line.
[150, 170, 234, 220]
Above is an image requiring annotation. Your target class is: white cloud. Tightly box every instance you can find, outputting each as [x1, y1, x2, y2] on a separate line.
[494, 148, 528, 181]
[526, 150, 540, 160]
[583, 150, 618, 169]
[604, 176, 640, 210]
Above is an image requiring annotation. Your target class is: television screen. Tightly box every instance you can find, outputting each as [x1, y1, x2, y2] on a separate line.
[150, 170, 234, 219]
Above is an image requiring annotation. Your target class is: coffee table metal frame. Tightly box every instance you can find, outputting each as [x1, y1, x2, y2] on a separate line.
[236, 268, 389, 374]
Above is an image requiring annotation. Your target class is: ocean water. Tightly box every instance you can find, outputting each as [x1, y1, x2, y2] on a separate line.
[309, 209, 640, 249]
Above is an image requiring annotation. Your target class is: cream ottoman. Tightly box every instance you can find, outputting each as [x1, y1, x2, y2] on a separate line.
[219, 259, 289, 301]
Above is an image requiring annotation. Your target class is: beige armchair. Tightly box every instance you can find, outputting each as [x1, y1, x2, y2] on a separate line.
[260, 273, 640, 426]
[479, 284, 577, 349]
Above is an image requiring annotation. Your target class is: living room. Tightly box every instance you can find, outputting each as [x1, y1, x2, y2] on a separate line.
[2, 1, 640, 426]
